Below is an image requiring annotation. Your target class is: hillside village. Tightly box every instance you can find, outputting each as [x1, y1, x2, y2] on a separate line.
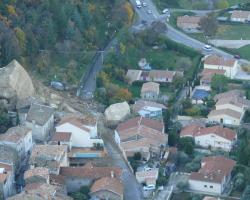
[1, 1, 250, 200]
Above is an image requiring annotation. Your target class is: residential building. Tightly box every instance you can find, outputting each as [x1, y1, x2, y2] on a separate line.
[231, 10, 250, 22]
[50, 132, 72, 151]
[213, 90, 245, 102]
[0, 162, 15, 199]
[60, 163, 122, 192]
[136, 169, 159, 187]
[200, 69, 226, 87]
[203, 55, 238, 79]
[25, 103, 54, 142]
[115, 117, 167, 160]
[180, 125, 237, 151]
[148, 70, 177, 83]
[0, 146, 20, 174]
[24, 167, 50, 185]
[29, 145, 68, 175]
[177, 15, 202, 32]
[55, 114, 103, 148]
[90, 177, 123, 200]
[126, 69, 183, 84]
[141, 82, 160, 100]
[208, 90, 250, 125]
[208, 109, 243, 126]
[8, 183, 72, 200]
[132, 100, 166, 118]
[0, 126, 33, 159]
[189, 156, 236, 194]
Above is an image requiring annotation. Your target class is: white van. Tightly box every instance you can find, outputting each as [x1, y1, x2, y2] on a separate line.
[136, 0, 142, 8]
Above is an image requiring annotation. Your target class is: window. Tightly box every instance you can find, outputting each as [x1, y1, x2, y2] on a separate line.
[210, 185, 213, 188]
[204, 185, 207, 188]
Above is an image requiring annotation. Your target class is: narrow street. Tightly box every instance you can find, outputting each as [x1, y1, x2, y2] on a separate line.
[102, 132, 143, 200]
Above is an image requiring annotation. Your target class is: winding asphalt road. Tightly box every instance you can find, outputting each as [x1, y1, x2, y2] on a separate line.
[131, 0, 232, 58]
[78, 0, 234, 99]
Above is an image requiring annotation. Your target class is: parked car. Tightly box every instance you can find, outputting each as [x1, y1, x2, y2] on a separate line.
[234, 54, 241, 59]
[147, 9, 152, 14]
[51, 81, 65, 91]
[142, 2, 147, 7]
[144, 166, 152, 171]
[143, 185, 156, 191]
[162, 8, 169, 14]
[203, 45, 212, 51]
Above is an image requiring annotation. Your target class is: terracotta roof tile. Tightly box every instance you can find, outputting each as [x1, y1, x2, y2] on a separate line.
[149, 70, 175, 80]
[204, 55, 236, 68]
[141, 82, 159, 93]
[51, 132, 72, 142]
[0, 126, 31, 143]
[214, 90, 244, 101]
[180, 124, 203, 137]
[200, 69, 226, 82]
[60, 164, 122, 180]
[24, 167, 49, 181]
[58, 114, 97, 133]
[208, 109, 242, 119]
[190, 156, 236, 183]
[90, 177, 123, 197]
[177, 15, 202, 25]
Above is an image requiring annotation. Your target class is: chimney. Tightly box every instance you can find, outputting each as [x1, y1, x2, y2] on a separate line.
[111, 170, 114, 178]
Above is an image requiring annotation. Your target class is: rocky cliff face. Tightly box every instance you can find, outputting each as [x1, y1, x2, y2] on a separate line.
[0, 60, 35, 109]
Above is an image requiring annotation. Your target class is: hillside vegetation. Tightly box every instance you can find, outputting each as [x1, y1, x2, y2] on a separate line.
[0, 0, 133, 84]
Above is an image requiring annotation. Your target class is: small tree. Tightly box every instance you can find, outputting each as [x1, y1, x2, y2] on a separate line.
[211, 74, 228, 93]
[199, 13, 218, 37]
[177, 180, 188, 192]
[179, 137, 195, 155]
[242, 185, 250, 200]
[133, 152, 142, 161]
[215, 0, 229, 9]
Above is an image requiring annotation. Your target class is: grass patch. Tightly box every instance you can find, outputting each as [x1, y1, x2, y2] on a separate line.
[216, 24, 250, 40]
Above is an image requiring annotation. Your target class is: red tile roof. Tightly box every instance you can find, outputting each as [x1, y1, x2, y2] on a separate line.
[181, 125, 236, 141]
[204, 55, 236, 67]
[141, 82, 160, 93]
[51, 132, 72, 142]
[90, 177, 123, 197]
[190, 156, 236, 183]
[60, 163, 122, 180]
[200, 68, 226, 82]
[117, 116, 164, 133]
[180, 124, 203, 137]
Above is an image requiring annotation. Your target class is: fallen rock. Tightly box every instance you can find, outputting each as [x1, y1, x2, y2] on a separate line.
[0, 60, 35, 109]
[104, 101, 130, 126]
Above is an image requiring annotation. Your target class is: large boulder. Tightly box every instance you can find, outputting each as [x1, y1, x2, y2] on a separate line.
[0, 60, 35, 109]
[104, 101, 130, 126]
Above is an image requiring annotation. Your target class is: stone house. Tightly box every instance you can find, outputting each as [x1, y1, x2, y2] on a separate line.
[25, 103, 54, 142]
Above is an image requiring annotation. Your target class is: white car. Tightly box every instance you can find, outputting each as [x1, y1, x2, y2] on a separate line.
[144, 167, 152, 171]
[143, 185, 156, 191]
[162, 8, 169, 14]
[147, 10, 152, 14]
[203, 45, 212, 51]
[142, 2, 147, 7]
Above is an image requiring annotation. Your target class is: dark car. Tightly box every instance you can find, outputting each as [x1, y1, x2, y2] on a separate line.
[234, 54, 241, 59]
